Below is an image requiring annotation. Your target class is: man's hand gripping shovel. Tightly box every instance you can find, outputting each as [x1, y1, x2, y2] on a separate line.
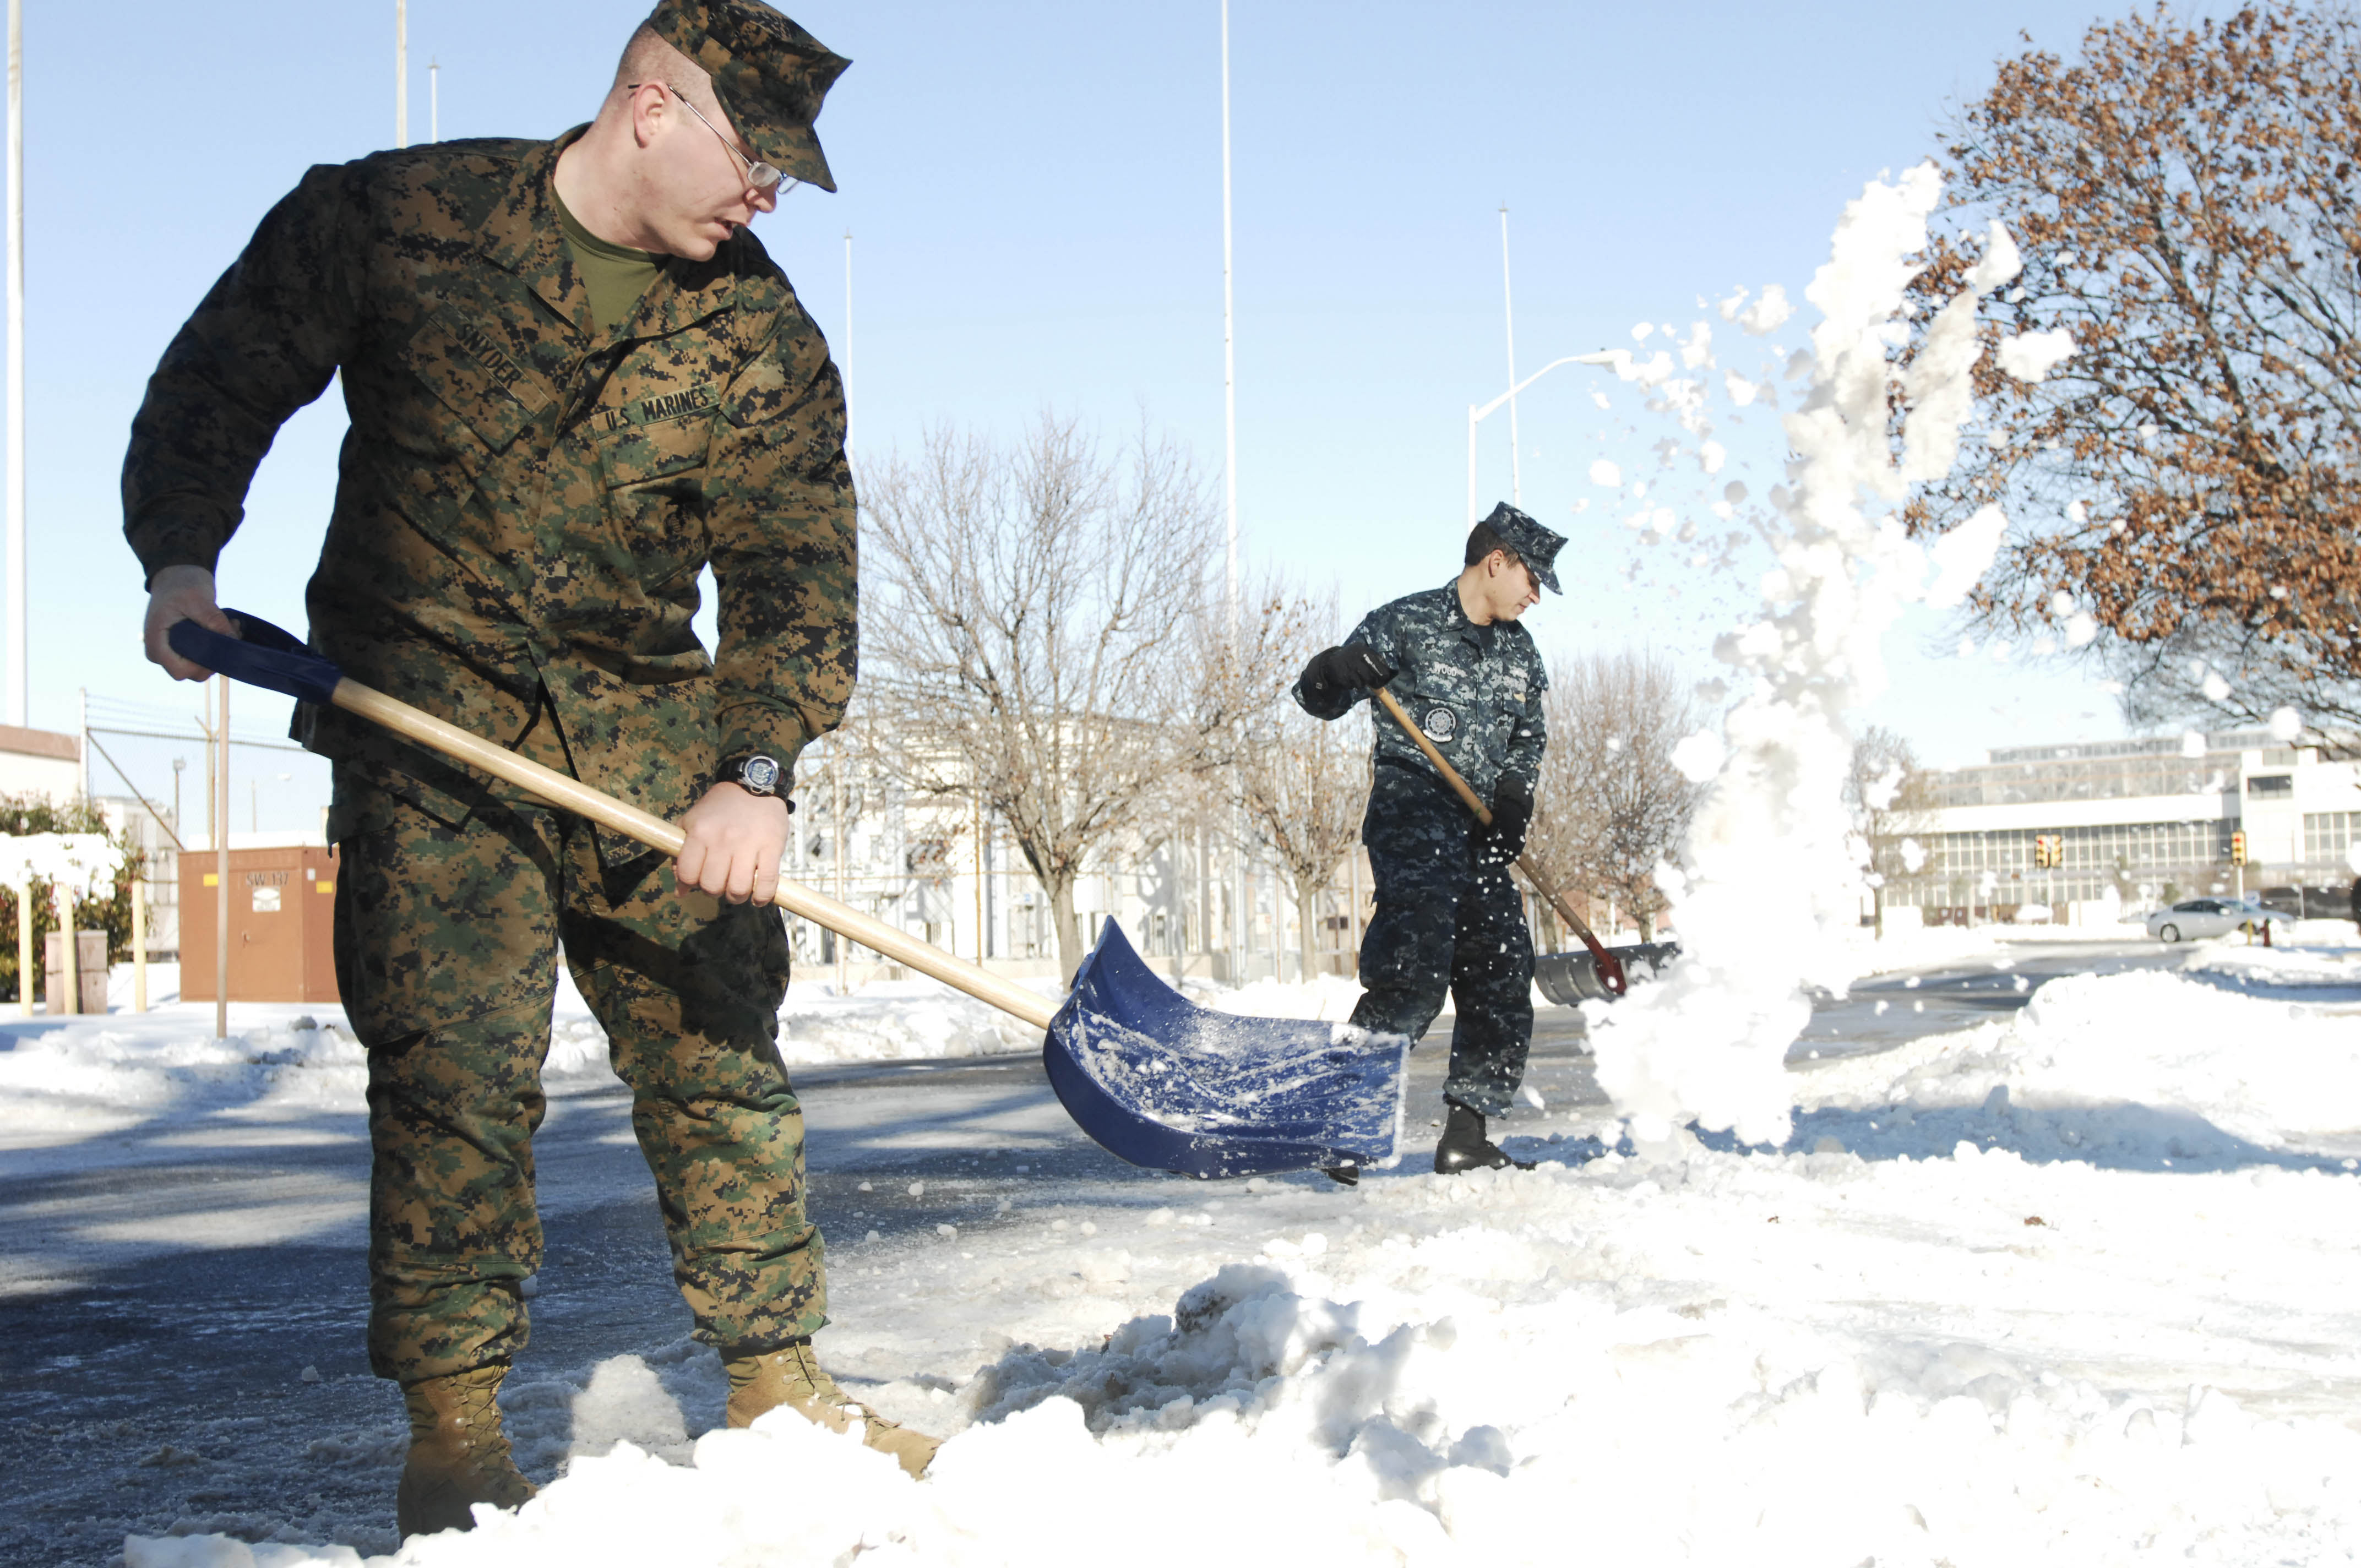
[172, 613, 1410, 1180]
[1369, 685, 1628, 998]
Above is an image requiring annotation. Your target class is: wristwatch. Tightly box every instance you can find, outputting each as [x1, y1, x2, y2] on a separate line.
[715, 753, 784, 797]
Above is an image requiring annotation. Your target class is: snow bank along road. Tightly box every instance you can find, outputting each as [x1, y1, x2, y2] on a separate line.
[8, 934, 2361, 1565]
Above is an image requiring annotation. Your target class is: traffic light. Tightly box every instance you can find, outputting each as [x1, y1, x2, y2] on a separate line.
[2231, 830, 2248, 867]
[2032, 833, 2061, 869]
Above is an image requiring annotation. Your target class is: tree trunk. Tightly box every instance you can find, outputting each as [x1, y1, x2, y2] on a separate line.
[1294, 872, 1321, 982]
[1049, 876, 1086, 982]
[1873, 884, 1886, 939]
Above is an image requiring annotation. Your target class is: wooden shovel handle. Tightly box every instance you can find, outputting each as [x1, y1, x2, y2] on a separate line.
[331, 679, 1062, 1030]
[1370, 687, 1627, 997]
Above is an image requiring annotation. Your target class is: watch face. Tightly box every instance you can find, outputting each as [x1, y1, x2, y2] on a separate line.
[742, 755, 782, 794]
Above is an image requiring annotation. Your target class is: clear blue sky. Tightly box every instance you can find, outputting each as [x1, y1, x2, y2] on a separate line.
[15, 0, 2147, 829]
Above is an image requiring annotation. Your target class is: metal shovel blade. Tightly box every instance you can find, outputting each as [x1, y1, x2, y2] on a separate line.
[1045, 921, 1408, 1179]
[1533, 941, 1683, 1007]
[1533, 950, 1617, 1006]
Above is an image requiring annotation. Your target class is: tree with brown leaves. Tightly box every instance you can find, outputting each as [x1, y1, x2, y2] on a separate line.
[1902, 3, 2361, 734]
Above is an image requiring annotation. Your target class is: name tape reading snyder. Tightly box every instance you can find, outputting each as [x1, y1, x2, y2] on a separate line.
[449, 318, 531, 397]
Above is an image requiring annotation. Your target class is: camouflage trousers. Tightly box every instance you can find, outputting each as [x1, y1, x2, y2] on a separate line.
[333, 718, 821, 1387]
[1348, 765, 1535, 1117]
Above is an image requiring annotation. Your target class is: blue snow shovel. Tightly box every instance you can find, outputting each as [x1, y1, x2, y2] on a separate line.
[167, 613, 1408, 1180]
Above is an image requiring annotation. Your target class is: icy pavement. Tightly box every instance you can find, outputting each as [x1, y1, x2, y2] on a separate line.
[4, 936, 2361, 1564]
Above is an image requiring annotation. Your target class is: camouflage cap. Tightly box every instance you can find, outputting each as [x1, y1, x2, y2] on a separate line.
[645, 0, 850, 193]
[1476, 502, 1568, 595]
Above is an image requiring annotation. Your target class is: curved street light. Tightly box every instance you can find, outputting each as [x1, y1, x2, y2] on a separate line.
[1466, 350, 1628, 525]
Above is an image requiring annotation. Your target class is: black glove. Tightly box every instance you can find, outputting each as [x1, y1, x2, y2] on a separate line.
[1480, 777, 1533, 865]
[1302, 644, 1395, 692]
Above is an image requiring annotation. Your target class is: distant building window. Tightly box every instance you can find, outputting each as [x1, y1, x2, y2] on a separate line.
[2246, 775, 2294, 797]
[2305, 811, 2360, 864]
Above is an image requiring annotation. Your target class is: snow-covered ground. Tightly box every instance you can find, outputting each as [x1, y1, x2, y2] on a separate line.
[89, 943, 2361, 1568]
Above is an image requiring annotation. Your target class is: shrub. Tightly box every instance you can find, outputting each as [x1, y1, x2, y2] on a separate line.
[0, 794, 146, 1004]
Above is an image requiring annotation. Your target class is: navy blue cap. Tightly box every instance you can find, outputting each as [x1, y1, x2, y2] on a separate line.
[1475, 502, 1566, 594]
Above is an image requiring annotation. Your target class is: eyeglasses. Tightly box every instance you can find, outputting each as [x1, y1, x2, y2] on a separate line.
[626, 81, 791, 195]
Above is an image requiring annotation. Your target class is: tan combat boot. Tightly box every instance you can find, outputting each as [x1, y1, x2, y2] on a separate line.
[724, 1340, 940, 1478]
[396, 1365, 538, 1539]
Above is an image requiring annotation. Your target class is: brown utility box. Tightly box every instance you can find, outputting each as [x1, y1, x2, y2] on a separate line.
[42, 930, 109, 1015]
[181, 847, 342, 1004]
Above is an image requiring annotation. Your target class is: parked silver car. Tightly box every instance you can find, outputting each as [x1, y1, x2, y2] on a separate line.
[2145, 898, 2292, 943]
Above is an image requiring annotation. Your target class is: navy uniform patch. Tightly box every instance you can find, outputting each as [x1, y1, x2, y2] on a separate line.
[1422, 706, 1458, 742]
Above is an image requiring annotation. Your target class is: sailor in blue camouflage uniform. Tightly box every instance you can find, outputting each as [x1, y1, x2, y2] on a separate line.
[1293, 503, 1564, 1178]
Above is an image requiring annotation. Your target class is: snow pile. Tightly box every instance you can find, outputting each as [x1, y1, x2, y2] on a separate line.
[2284, 917, 2361, 947]
[135, 1063, 2361, 1566]
[2181, 938, 2361, 989]
[777, 982, 1032, 1064]
[1201, 972, 1367, 1021]
[541, 973, 1030, 1077]
[108, 965, 2361, 1568]
[1592, 167, 2032, 1152]
[1798, 968, 2361, 1161]
[0, 1013, 365, 1142]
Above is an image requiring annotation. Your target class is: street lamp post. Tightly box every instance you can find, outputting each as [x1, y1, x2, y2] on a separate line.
[1465, 352, 1624, 525]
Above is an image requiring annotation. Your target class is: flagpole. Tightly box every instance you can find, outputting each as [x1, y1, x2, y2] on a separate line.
[1500, 202, 1520, 507]
[1220, 0, 1249, 977]
[394, 0, 408, 149]
[6, 0, 24, 728]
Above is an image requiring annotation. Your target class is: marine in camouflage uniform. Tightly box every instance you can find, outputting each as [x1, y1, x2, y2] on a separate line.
[1294, 504, 1565, 1169]
[122, 0, 854, 1450]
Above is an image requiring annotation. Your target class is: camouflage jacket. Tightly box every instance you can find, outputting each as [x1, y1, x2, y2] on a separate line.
[121, 130, 854, 858]
[1293, 582, 1547, 807]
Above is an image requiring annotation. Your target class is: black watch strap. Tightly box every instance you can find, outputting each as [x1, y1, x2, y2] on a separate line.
[714, 753, 785, 797]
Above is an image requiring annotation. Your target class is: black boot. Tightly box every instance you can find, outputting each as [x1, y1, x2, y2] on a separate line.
[1433, 1100, 1535, 1174]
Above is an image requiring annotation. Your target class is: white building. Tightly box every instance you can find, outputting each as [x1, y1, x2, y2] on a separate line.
[1882, 728, 2361, 926]
[0, 724, 79, 801]
[788, 736, 1373, 986]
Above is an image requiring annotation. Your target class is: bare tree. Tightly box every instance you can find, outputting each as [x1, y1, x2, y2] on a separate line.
[1900, 4, 2361, 734]
[1524, 650, 1702, 941]
[859, 413, 1220, 979]
[1225, 586, 1372, 980]
[1845, 725, 1937, 938]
